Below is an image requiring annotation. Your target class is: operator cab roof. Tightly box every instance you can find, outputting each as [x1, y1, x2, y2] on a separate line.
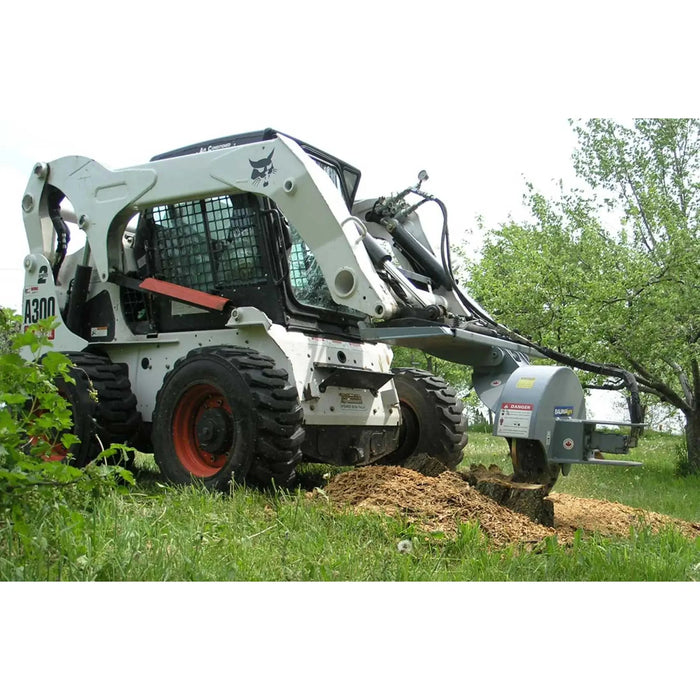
[151, 128, 362, 209]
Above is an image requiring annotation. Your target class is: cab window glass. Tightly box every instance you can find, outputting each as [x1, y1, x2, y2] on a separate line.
[287, 225, 362, 317]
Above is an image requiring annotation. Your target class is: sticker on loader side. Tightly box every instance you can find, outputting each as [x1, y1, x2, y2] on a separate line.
[23, 295, 56, 325]
[339, 392, 366, 411]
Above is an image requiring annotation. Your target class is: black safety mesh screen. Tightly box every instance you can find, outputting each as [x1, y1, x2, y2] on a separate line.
[121, 285, 149, 324]
[288, 226, 309, 294]
[145, 195, 266, 292]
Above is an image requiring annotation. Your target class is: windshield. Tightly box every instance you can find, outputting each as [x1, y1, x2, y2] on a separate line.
[287, 158, 363, 317]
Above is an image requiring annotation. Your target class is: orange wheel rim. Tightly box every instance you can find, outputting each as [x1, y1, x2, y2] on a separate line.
[172, 384, 234, 478]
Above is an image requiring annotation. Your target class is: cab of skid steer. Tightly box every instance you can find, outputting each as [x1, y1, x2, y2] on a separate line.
[120, 129, 366, 340]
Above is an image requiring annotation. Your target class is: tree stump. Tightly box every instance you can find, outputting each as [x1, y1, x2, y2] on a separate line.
[459, 465, 554, 526]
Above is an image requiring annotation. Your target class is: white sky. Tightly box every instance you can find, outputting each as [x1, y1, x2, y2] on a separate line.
[5, 0, 695, 313]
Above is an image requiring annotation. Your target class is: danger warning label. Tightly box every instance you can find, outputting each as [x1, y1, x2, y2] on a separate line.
[496, 402, 533, 438]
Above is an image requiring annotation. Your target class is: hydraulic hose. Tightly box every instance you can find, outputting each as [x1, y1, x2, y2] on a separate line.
[414, 193, 645, 435]
[365, 209, 452, 290]
[47, 186, 70, 281]
[369, 187, 644, 429]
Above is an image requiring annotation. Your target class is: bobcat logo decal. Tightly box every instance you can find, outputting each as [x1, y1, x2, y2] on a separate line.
[249, 150, 276, 188]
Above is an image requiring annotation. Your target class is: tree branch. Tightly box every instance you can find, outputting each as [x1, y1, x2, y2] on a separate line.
[672, 127, 690, 216]
[598, 267, 670, 306]
[617, 349, 690, 411]
[606, 123, 660, 259]
[666, 359, 694, 406]
[636, 385, 671, 401]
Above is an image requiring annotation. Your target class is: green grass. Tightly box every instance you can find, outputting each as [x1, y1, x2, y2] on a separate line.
[2, 482, 697, 582]
[0, 431, 698, 581]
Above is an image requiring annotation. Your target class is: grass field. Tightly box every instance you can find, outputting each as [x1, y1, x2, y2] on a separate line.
[1, 431, 698, 581]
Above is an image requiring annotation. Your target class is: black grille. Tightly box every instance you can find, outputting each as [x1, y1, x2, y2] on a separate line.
[146, 195, 266, 292]
[121, 284, 148, 324]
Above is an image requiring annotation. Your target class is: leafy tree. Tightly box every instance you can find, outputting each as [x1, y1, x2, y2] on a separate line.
[391, 346, 471, 391]
[0, 307, 20, 355]
[467, 119, 700, 474]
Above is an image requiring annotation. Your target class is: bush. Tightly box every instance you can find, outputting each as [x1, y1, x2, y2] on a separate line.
[468, 422, 494, 434]
[0, 315, 133, 513]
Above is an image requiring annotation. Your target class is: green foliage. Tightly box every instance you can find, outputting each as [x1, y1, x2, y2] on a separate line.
[0, 316, 132, 512]
[467, 119, 700, 474]
[0, 308, 21, 355]
[0, 317, 78, 485]
[675, 439, 692, 478]
[390, 345, 471, 391]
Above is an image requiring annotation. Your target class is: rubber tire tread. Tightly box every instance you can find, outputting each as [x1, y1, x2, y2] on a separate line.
[52, 366, 99, 468]
[379, 367, 468, 469]
[155, 346, 304, 490]
[63, 352, 142, 466]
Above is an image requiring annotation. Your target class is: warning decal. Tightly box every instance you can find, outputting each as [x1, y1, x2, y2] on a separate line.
[496, 402, 533, 438]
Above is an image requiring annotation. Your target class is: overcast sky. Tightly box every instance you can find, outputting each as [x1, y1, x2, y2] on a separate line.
[5, 1, 696, 312]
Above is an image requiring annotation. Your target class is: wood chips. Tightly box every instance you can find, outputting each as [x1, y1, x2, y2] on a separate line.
[322, 465, 700, 547]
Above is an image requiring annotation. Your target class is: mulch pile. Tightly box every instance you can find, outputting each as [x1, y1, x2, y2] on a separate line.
[321, 465, 700, 547]
[550, 492, 700, 541]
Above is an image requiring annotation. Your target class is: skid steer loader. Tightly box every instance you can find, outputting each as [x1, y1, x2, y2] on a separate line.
[19, 128, 643, 492]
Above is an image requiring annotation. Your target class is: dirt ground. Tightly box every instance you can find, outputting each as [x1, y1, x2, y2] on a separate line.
[321, 465, 700, 548]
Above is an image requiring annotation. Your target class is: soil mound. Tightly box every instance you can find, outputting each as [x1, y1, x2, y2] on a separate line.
[322, 465, 700, 547]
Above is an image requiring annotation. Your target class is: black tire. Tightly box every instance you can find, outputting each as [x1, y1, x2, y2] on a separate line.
[152, 346, 304, 491]
[510, 438, 560, 494]
[48, 366, 98, 468]
[40, 352, 141, 468]
[378, 368, 468, 469]
[63, 353, 142, 468]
